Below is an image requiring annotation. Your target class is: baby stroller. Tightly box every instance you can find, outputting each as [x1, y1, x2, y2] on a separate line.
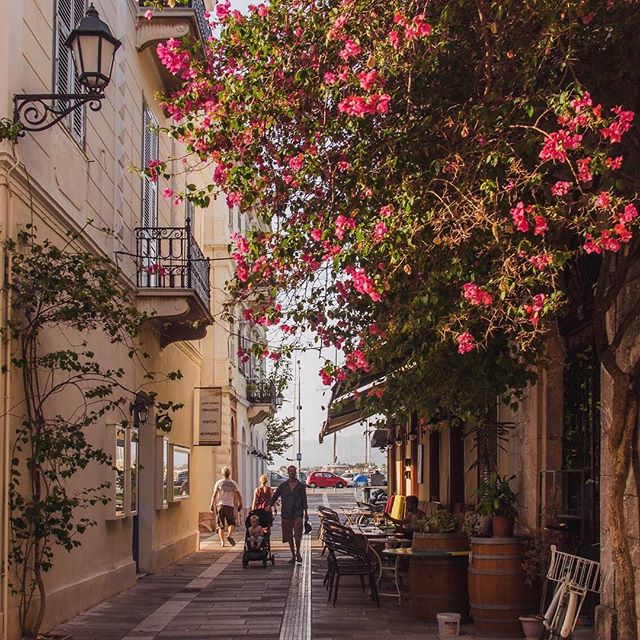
[242, 508, 275, 568]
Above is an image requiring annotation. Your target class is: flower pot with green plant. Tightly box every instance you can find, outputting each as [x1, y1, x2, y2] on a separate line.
[412, 508, 469, 551]
[475, 474, 518, 537]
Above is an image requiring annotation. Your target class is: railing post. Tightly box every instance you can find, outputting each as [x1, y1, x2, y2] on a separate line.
[185, 217, 192, 290]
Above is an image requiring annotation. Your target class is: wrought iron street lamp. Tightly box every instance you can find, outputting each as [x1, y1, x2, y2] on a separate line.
[130, 392, 151, 427]
[13, 4, 121, 135]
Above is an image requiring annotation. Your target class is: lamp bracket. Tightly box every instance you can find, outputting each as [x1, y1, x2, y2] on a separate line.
[13, 92, 104, 135]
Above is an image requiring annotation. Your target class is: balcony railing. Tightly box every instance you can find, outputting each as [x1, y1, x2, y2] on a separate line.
[137, 0, 212, 42]
[135, 219, 211, 310]
[247, 378, 276, 405]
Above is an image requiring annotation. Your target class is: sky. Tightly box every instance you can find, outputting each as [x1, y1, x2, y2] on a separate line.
[225, 0, 385, 468]
[270, 348, 386, 469]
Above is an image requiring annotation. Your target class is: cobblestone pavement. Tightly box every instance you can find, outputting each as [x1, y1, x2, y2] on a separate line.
[55, 489, 595, 640]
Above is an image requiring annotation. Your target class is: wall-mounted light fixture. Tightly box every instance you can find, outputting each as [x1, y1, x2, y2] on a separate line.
[13, 4, 121, 136]
[130, 391, 151, 426]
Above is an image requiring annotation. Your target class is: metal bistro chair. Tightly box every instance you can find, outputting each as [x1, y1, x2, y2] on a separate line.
[322, 520, 380, 608]
[318, 507, 341, 557]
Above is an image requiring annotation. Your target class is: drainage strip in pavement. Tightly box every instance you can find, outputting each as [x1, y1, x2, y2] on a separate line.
[278, 534, 312, 640]
[124, 549, 241, 638]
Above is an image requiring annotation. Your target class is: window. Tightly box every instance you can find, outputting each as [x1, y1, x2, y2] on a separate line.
[172, 446, 190, 500]
[115, 426, 126, 515]
[54, 0, 86, 143]
[141, 105, 159, 229]
[111, 424, 137, 518]
[130, 427, 139, 514]
[163, 437, 169, 507]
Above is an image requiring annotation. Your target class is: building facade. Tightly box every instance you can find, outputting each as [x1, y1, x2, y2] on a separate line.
[0, 1, 275, 637]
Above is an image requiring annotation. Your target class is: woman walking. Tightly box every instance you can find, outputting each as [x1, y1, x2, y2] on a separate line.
[252, 474, 276, 522]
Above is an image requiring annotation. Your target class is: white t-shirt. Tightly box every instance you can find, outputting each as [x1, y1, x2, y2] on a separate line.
[213, 478, 239, 507]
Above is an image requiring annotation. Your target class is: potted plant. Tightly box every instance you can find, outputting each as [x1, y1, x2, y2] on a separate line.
[412, 508, 469, 551]
[475, 473, 518, 537]
[463, 508, 492, 538]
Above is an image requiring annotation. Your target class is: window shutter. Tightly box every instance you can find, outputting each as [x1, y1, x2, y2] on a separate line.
[54, 0, 86, 143]
[141, 105, 159, 229]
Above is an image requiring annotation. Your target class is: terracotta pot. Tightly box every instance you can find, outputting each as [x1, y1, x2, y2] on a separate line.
[491, 515, 514, 537]
[519, 615, 545, 640]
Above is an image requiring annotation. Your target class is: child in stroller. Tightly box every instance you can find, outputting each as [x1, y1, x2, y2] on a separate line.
[242, 508, 275, 567]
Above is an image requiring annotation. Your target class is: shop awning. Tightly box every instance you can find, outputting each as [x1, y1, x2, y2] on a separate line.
[318, 372, 385, 443]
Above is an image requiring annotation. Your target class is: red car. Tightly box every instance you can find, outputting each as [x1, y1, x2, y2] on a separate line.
[307, 471, 348, 489]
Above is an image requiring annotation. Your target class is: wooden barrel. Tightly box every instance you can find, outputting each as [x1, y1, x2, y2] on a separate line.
[412, 533, 470, 552]
[409, 535, 470, 622]
[468, 538, 537, 633]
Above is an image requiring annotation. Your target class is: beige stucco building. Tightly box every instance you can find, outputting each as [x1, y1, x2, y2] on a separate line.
[0, 1, 275, 637]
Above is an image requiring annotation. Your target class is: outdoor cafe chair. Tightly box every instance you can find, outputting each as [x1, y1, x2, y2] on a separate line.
[322, 521, 380, 607]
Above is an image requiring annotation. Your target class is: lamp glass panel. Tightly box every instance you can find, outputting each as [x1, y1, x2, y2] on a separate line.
[98, 38, 117, 83]
[73, 35, 99, 84]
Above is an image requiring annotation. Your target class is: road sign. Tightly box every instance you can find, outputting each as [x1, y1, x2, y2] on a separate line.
[296, 452, 302, 461]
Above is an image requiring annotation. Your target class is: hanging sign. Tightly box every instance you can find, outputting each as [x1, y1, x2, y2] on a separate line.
[194, 387, 222, 446]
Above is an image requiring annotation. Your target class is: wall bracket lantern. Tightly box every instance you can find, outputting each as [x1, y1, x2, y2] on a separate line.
[12, 4, 121, 136]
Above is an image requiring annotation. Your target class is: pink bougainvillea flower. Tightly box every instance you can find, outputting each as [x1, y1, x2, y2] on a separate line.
[593, 192, 611, 209]
[524, 293, 546, 327]
[583, 233, 602, 254]
[539, 130, 582, 163]
[551, 180, 572, 197]
[456, 332, 476, 354]
[462, 283, 493, 306]
[162, 187, 173, 198]
[620, 203, 638, 223]
[373, 221, 389, 243]
[144, 9, 153, 20]
[388, 29, 401, 48]
[605, 155, 623, 170]
[215, 0, 230, 19]
[529, 253, 551, 271]
[600, 229, 621, 252]
[510, 201, 530, 232]
[338, 39, 361, 61]
[533, 215, 548, 236]
[577, 157, 592, 183]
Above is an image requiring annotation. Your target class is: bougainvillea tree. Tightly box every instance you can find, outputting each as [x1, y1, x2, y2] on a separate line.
[145, 0, 640, 634]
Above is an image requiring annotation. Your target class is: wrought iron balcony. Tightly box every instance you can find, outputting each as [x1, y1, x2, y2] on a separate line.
[246, 378, 278, 425]
[134, 220, 213, 347]
[135, 0, 211, 90]
[247, 378, 277, 405]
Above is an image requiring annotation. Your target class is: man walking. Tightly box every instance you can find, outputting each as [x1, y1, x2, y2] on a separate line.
[270, 465, 308, 563]
[211, 466, 243, 547]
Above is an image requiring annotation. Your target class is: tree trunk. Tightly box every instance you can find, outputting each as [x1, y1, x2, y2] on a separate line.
[605, 372, 638, 640]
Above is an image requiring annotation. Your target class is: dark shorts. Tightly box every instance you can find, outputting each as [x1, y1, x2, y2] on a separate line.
[217, 505, 236, 528]
[282, 517, 303, 543]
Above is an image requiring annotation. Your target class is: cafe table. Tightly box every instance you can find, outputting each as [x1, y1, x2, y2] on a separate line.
[382, 547, 471, 620]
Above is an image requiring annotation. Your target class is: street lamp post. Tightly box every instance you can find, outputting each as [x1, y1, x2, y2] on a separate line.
[12, 4, 121, 136]
[296, 359, 302, 473]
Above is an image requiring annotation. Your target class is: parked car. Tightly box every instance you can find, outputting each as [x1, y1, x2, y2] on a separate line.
[342, 472, 356, 487]
[307, 471, 348, 489]
[269, 471, 287, 486]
